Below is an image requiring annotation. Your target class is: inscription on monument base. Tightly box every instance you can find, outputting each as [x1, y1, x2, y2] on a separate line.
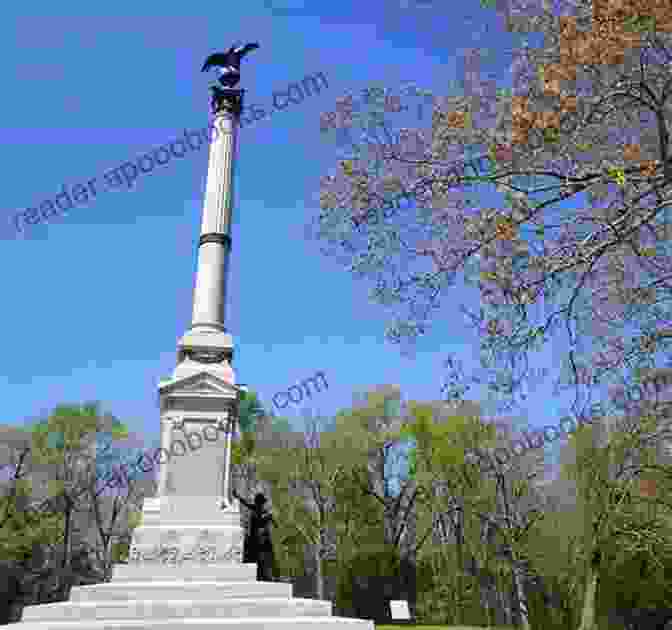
[129, 541, 243, 564]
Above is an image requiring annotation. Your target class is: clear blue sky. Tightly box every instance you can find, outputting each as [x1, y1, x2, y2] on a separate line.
[1, 1, 594, 480]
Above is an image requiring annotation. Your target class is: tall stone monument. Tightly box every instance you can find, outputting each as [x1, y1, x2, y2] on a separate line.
[16, 46, 375, 629]
[128, 62, 249, 570]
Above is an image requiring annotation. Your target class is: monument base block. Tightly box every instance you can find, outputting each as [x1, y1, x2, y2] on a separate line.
[128, 496, 244, 565]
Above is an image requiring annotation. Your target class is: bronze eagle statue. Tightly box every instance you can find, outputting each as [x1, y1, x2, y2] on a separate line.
[201, 42, 260, 88]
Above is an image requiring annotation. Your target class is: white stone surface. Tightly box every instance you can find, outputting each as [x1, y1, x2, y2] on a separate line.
[16, 562, 375, 629]
[191, 111, 235, 332]
[156, 371, 240, 511]
[170, 351, 235, 383]
[70, 579, 291, 602]
[22, 597, 333, 621]
[111, 561, 258, 582]
[16, 620, 373, 629]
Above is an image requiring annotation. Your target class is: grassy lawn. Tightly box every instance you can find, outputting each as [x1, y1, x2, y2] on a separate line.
[376, 627, 512, 629]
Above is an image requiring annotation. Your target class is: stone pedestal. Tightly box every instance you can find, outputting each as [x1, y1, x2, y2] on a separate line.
[127, 368, 246, 567]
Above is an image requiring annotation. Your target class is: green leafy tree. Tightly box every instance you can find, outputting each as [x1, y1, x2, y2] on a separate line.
[232, 389, 271, 493]
[237, 389, 265, 434]
[0, 444, 64, 564]
[251, 413, 359, 599]
[0, 426, 70, 613]
[522, 492, 587, 630]
[332, 387, 424, 556]
[24, 404, 153, 582]
[598, 538, 672, 630]
[28, 403, 102, 573]
[561, 408, 672, 630]
[399, 401, 502, 625]
[232, 389, 295, 493]
[321, 387, 437, 622]
[399, 400, 561, 629]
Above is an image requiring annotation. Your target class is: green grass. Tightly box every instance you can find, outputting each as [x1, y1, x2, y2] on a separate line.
[375, 627, 507, 629]
[376, 626, 513, 629]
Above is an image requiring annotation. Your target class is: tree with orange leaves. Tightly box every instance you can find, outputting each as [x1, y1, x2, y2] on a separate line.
[314, 0, 672, 427]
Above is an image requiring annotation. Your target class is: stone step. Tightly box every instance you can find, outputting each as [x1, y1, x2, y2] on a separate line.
[14, 617, 375, 630]
[70, 580, 293, 602]
[21, 597, 333, 621]
[133, 524, 240, 530]
[136, 521, 243, 529]
[112, 562, 258, 582]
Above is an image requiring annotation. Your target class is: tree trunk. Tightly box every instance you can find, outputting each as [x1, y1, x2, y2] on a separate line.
[315, 543, 325, 601]
[453, 508, 464, 626]
[102, 535, 113, 581]
[496, 576, 511, 627]
[482, 591, 492, 627]
[511, 563, 531, 630]
[578, 564, 599, 630]
[62, 502, 73, 570]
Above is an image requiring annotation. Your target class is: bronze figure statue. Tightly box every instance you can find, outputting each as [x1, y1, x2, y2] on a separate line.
[233, 488, 276, 581]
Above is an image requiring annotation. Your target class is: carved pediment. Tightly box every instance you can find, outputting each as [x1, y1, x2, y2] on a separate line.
[180, 381, 223, 394]
[159, 372, 237, 399]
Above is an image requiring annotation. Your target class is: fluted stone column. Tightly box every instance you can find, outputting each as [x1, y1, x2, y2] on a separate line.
[190, 105, 236, 333]
[172, 91, 243, 382]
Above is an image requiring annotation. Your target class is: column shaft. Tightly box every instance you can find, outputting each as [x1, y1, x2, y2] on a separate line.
[191, 111, 238, 330]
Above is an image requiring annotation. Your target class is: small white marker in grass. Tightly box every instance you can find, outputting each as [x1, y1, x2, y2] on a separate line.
[390, 600, 411, 621]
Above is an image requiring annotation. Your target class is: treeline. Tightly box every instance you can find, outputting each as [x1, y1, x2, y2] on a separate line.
[233, 384, 672, 630]
[0, 403, 152, 622]
[2, 384, 672, 630]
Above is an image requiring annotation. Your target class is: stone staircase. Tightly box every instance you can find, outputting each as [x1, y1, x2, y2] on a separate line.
[17, 561, 375, 629]
[15, 495, 375, 629]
